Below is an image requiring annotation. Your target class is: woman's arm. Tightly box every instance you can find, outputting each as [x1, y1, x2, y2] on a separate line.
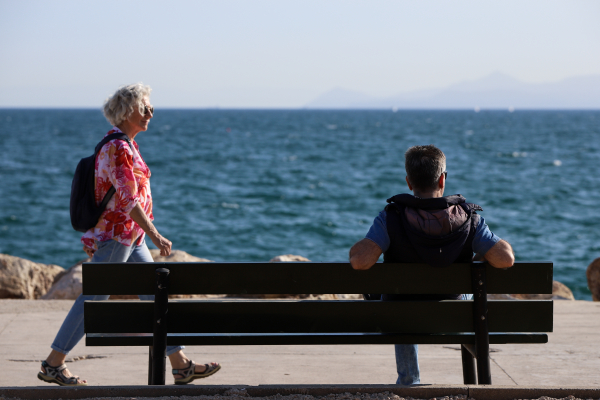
[130, 203, 172, 256]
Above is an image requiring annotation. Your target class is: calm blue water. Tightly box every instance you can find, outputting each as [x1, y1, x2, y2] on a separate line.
[0, 109, 599, 299]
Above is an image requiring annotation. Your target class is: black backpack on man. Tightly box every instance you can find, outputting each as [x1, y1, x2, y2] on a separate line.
[70, 133, 132, 232]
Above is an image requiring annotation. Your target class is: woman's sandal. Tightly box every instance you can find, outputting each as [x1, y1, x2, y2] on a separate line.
[37, 361, 88, 386]
[173, 360, 221, 385]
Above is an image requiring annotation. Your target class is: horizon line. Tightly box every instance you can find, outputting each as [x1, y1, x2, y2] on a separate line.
[1, 107, 600, 111]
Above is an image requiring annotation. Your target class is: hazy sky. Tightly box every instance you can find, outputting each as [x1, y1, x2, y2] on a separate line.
[1, 0, 599, 108]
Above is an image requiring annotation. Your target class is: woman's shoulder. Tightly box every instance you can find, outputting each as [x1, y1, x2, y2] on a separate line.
[98, 141, 133, 163]
[100, 130, 134, 155]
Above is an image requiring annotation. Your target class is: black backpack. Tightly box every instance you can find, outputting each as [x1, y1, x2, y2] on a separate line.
[70, 133, 133, 232]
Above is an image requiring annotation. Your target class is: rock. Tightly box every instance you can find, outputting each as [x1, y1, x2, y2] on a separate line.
[508, 280, 575, 301]
[41, 259, 89, 300]
[587, 257, 600, 301]
[550, 280, 576, 300]
[149, 249, 213, 263]
[0, 254, 65, 299]
[269, 254, 311, 262]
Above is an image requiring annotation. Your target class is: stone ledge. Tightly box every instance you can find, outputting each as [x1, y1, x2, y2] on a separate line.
[1, 385, 600, 400]
[0, 385, 465, 399]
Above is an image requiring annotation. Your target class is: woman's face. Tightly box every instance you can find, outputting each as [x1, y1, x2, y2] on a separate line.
[127, 97, 153, 132]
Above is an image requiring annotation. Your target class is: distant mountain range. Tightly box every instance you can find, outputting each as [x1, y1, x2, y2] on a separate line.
[305, 72, 600, 109]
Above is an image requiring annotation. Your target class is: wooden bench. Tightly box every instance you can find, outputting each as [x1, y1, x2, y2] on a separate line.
[82, 261, 553, 385]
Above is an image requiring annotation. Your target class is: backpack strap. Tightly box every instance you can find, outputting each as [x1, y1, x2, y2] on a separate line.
[94, 133, 132, 155]
[94, 133, 133, 211]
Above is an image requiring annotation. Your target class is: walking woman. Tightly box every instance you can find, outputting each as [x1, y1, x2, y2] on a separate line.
[37, 83, 220, 386]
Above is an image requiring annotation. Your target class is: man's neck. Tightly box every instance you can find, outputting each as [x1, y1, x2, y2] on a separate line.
[412, 189, 444, 199]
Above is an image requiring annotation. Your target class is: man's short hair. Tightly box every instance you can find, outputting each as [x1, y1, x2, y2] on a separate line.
[405, 145, 446, 191]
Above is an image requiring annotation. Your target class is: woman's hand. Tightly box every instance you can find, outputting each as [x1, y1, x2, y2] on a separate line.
[83, 246, 95, 258]
[149, 232, 172, 257]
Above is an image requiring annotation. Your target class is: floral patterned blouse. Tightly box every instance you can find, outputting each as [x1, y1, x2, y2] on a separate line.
[81, 127, 153, 251]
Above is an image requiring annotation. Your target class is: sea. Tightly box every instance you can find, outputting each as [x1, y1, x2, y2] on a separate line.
[0, 109, 599, 300]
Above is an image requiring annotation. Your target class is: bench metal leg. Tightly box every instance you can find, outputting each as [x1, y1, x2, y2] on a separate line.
[475, 339, 491, 384]
[148, 347, 153, 385]
[461, 344, 476, 384]
[472, 263, 491, 385]
[151, 268, 170, 385]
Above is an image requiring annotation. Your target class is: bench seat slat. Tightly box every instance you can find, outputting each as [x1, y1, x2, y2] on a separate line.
[82, 262, 552, 296]
[84, 300, 553, 335]
[85, 332, 548, 346]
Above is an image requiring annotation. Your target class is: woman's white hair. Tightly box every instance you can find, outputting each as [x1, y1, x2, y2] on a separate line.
[103, 83, 152, 126]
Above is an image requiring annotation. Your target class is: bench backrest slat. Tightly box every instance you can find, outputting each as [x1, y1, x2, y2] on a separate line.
[84, 299, 553, 334]
[82, 261, 553, 295]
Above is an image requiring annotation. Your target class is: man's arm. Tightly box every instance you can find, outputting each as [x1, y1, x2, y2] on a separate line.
[473, 239, 514, 269]
[349, 238, 383, 270]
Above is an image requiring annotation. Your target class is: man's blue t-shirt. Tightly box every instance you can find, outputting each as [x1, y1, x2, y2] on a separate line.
[365, 209, 501, 256]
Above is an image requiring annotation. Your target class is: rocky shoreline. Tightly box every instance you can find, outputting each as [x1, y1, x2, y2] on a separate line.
[0, 251, 596, 301]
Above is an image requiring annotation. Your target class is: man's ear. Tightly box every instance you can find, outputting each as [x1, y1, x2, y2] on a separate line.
[438, 173, 445, 189]
[405, 176, 413, 190]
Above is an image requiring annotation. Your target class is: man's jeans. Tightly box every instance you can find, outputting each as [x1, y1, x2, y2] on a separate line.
[51, 239, 184, 356]
[370, 293, 473, 386]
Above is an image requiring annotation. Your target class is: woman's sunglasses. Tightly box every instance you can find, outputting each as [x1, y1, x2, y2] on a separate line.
[143, 104, 154, 116]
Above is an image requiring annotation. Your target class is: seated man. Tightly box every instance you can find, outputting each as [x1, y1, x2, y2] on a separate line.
[349, 144, 514, 386]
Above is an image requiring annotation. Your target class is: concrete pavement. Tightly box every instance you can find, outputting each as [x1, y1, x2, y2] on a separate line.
[0, 299, 599, 388]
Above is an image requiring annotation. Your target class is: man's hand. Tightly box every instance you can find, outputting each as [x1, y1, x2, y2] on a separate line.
[349, 238, 382, 270]
[474, 239, 515, 269]
[83, 246, 95, 258]
[148, 232, 172, 257]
